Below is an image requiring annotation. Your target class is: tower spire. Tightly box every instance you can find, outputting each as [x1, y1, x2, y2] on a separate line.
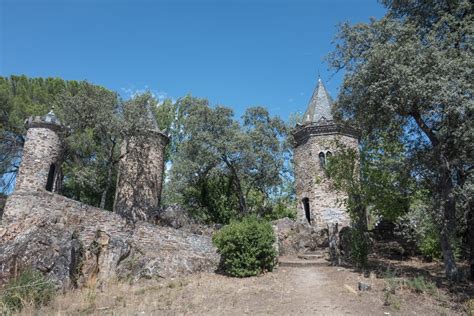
[303, 78, 334, 123]
[144, 101, 159, 131]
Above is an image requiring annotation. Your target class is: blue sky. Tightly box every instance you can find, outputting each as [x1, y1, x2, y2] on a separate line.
[1, 0, 385, 120]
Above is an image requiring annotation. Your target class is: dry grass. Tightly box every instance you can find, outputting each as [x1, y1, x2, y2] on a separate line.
[11, 263, 470, 315]
[26, 277, 189, 315]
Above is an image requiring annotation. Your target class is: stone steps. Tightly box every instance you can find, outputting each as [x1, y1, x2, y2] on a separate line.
[297, 253, 326, 260]
[278, 257, 329, 267]
[278, 250, 330, 267]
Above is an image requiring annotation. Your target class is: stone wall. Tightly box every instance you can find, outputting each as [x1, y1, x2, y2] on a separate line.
[114, 130, 169, 222]
[0, 190, 219, 288]
[0, 194, 6, 220]
[15, 127, 63, 193]
[293, 133, 359, 229]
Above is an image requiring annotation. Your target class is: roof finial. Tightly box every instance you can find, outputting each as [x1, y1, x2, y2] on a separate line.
[317, 70, 322, 83]
[48, 105, 55, 116]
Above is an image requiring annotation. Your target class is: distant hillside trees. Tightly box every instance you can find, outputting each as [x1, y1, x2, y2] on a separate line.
[328, 0, 473, 280]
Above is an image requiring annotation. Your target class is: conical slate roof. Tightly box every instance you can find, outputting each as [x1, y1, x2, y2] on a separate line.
[144, 101, 159, 131]
[303, 78, 334, 123]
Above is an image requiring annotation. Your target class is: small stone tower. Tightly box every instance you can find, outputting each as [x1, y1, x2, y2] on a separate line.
[292, 79, 359, 229]
[15, 110, 65, 193]
[113, 104, 169, 222]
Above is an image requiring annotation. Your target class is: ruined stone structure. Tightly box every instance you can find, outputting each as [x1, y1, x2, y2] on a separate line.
[1, 191, 219, 288]
[292, 79, 359, 229]
[14, 111, 65, 193]
[113, 127, 169, 222]
[1, 110, 218, 288]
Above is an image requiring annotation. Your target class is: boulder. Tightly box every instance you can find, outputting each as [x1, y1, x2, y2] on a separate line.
[272, 217, 329, 255]
[151, 204, 215, 236]
[358, 281, 371, 291]
[153, 204, 194, 229]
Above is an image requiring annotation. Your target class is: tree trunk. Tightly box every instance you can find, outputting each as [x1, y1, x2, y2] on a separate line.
[231, 171, 247, 215]
[468, 204, 474, 281]
[411, 111, 459, 280]
[100, 142, 116, 210]
[437, 167, 459, 280]
[222, 155, 247, 214]
[100, 163, 114, 209]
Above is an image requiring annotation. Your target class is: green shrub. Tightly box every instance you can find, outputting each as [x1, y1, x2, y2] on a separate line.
[405, 276, 436, 294]
[349, 229, 370, 268]
[262, 200, 297, 221]
[419, 232, 441, 260]
[212, 216, 277, 277]
[0, 269, 55, 313]
[416, 218, 443, 261]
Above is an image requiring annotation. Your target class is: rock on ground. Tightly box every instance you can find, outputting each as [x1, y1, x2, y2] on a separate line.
[272, 217, 328, 255]
[151, 204, 216, 236]
[0, 191, 219, 289]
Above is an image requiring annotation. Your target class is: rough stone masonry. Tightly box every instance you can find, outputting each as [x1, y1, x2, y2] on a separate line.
[292, 79, 359, 230]
[0, 110, 219, 289]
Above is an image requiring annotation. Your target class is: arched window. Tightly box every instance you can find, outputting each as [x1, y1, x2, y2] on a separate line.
[45, 164, 56, 192]
[302, 197, 311, 224]
[318, 152, 325, 169]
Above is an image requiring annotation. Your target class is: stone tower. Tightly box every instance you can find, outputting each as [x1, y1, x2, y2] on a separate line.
[113, 104, 169, 222]
[292, 79, 359, 229]
[15, 110, 65, 193]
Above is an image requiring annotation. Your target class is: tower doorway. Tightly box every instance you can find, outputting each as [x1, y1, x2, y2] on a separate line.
[302, 197, 311, 224]
[45, 164, 56, 192]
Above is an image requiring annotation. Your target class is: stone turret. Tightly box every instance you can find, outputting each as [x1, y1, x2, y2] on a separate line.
[292, 79, 359, 229]
[15, 109, 66, 193]
[113, 103, 169, 222]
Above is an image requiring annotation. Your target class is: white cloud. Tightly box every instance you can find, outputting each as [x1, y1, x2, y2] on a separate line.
[120, 85, 175, 106]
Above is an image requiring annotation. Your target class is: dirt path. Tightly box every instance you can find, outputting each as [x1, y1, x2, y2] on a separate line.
[38, 263, 462, 315]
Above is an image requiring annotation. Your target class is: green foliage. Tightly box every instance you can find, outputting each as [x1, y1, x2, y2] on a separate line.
[405, 276, 436, 295]
[382, 268, 401, 309]
[261, 197, 297, 221]
[327, 0, 473, 279]
[0, 76, 176, 210]
[418, 224, 442, 261]
[324, 145, 370, 267]
[0, 76, 124, 208]
[0, 269, 55, 313]
[349, 228, 370, 268]
[56, 83, 122, 209]
[185, 173, 240, 225]
[168, 96, 291, 224]
[212, 216, 277, 277]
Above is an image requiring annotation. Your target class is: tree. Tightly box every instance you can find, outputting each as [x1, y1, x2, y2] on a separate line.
[168, 97, 289, 224]
[55, 83, 122, 209]
[326, 135, 417, 267]
[327, 0, 473, 279]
